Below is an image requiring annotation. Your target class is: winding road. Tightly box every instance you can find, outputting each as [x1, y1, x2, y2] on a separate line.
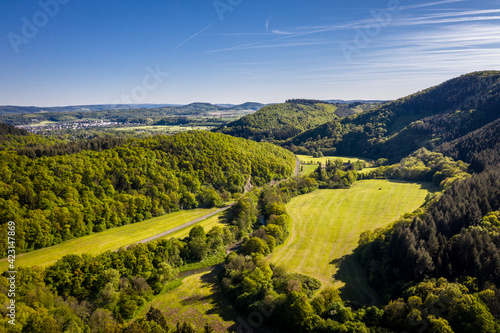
[137, 205, 233, 244]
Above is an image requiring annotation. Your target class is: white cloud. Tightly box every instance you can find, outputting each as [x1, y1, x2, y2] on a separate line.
[272, 30, 296, 35]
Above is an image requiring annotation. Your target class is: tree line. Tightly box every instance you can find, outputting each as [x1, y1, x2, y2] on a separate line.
[370, 148, 471, 189]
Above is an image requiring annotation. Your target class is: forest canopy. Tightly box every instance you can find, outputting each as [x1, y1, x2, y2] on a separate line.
[0, 131, 295, 257]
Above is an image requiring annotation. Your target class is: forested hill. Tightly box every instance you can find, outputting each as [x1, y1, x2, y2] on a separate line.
[0, 122, 28, 136]
[216, 100, 340, 141]
[438, 117, 500, 172]
[288, 71, 500, 160]
[0, 131, 295, 257]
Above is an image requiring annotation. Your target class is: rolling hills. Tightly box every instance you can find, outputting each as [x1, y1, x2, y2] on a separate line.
[0, 130, 295, 257]
[218, 71, 500, 162]
[288, 71, 500, 160]
[217, 100, 339, 141]
[2, 71, 500, 333]
[216, 99, 383, 142]
[0, 102, 264, 116]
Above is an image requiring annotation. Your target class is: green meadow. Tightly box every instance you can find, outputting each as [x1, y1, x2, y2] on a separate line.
[113, 125, 212, 132]
[0, 208, 226, 272]
[297, 154, 378, 175]
[269, 179, 435, 291]
[135, 270, 237, 332]
[296, 154, 373, 165]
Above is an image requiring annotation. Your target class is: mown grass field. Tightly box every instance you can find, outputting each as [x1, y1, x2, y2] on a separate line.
[0, 208, 226, 272]
[269, 180, 436, 298]
[297, 154, 373, 165]
[297, 154, 378, 175]
[299, 163, 319, 176]
[168, 212, 228, 240]
[135, 270, 237, 332]
[30, 120, 58, 127]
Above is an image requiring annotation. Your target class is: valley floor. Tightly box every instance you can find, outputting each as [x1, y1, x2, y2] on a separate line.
[268, 179, 437, 304]
[0, 208, 228, 272]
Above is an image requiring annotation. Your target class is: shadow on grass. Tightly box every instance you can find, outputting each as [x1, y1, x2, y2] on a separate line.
[199, 268, 242, 331]
[333, 254, 382, 307]
[385, 179, 440, 193]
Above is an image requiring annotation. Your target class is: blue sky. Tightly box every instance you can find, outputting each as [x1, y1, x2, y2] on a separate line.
[1, 0, 500, 106]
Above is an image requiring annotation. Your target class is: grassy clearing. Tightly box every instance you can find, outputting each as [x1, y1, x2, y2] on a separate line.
[269, 179, 436, 293]
[135, 270, 237, 332]
[297, 154, 373, 165]
[30, 120, 58, 127]
[167, 213, 229, 240]
[299, 164, 318, 176]
[297, 154, 377, 175]
[0, 208, 222, 272]
[113, 125, 212, 132]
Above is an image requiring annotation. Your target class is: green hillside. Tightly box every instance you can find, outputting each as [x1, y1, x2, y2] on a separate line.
[217, 100, 339, 141]
[288, 71, 500, 160]
[0, 131, 295, 257]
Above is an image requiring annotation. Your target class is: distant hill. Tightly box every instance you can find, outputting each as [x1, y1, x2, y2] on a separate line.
[229, 102, 266, 111]
[0, 104, 180, 115]
[288, 71, 500, 160]
[216, 99, 383, 142]
[0, 102, 266, 126]
[216, 100, 340, 141]
[0, 102, 264, 116]
[172, 102, 264, 113]
[323, 99, 388, 104]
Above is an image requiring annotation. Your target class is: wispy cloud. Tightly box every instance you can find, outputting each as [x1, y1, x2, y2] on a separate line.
[342, 23, 500, 79]
[272, 30, 296, 35]
[266, 12, 272, 32]
[209, 39, 332, 52]
[176, 21, 218, 49]
[206, 0, 490, 53]
[392, 10, 500, 27]
[399, 0, 465, 10]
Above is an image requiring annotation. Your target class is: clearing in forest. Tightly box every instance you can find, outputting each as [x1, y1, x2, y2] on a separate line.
[269, 179, 435, 302]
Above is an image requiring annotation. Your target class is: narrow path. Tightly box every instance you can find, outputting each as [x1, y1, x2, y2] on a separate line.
[295, 158, 300, 177]
[137, 205, 233, 244]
